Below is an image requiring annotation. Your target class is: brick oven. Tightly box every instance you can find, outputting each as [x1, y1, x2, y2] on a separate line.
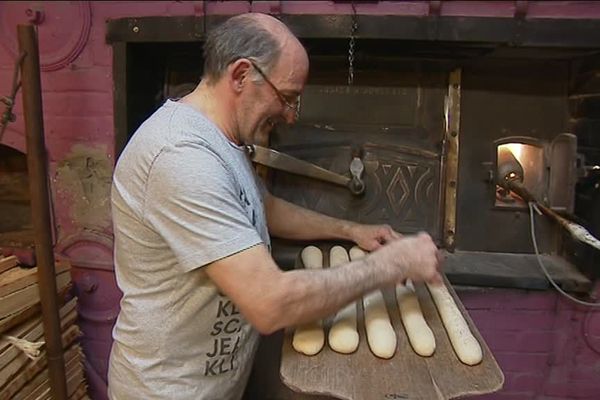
[1, 2, 600, 400]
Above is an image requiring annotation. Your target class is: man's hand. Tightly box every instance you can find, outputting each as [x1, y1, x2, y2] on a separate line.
[366, 232, 443, 285]
[349, 223, 402, 251]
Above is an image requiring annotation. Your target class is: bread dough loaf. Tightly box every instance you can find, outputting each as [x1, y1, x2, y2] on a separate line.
[427, 282, 483, 365]
[300, 245, 323, 271]
[328, 246, 359, 354]
[396, 280, 435, 357]
[348, 246, 366, 262]
[362, 290, 397, 359]
[292, 246, 325, 356]
[350, 246, 397, 359]
[292, 323, 326, 356]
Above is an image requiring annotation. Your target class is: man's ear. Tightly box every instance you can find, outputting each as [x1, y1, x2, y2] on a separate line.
[228, 59, 252, 93]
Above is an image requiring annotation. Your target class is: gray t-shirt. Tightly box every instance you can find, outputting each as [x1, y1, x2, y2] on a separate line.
[108, 99, 269, 400]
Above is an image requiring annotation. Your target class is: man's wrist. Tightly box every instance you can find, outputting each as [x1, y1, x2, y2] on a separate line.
[340, 221, 360, 242]
[362, 251, 395, 287]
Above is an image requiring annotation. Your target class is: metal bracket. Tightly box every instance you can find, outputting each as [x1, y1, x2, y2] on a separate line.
[247, 144, 366, 196]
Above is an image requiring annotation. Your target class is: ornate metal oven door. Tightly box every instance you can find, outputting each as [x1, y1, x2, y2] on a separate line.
[269, 67, 450, 244]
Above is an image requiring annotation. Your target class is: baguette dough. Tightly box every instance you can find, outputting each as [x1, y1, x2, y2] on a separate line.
[350, 246, 397, 359]
[328, 246, 359, 354]
[292, 246, 325, 356]
[427, 282, 483, 365]
[362, 290, 397, 359]
[396, 280, 436, 357]
[292, 324, 326, 356]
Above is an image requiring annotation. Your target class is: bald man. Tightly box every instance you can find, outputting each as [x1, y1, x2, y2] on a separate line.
[108, 13, 442, 399]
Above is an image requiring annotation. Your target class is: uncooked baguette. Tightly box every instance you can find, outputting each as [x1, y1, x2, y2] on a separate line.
[362, 290, 397, 359]
[292, 246, 325, 356]
[396, 280, 436, 356]
[427, 281, 483, 365]
[350, 246, 397, 359]
[328, 246, 359, 354]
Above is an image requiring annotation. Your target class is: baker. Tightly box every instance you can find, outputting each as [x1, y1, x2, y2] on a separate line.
[107, 12, 443, 400]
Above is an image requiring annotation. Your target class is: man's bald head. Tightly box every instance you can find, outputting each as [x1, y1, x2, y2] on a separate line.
[202, 13, 305, 82]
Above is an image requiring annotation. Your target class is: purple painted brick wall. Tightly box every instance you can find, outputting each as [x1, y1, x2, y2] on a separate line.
[459, 285, 600, 400]
[1, 2, 599, 399]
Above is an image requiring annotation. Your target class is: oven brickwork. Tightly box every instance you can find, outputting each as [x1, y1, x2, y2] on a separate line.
[460, 286, 600, 400]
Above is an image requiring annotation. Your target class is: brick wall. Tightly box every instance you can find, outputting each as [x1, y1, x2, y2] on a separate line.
[459, 286, 600, 399]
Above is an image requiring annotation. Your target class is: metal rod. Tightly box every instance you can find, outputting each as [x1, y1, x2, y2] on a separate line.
[248, 144, 352, 186]
[17, 24, 67, 400]
[442, 69, 461, 251]
[506, 181, 570, 227]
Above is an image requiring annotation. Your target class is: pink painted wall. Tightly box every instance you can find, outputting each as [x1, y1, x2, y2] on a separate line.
[460, 286, 600, 400]
[0, 2, 599, 399]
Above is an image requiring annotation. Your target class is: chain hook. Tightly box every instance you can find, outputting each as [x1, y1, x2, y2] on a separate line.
[347, 2, 358, 86]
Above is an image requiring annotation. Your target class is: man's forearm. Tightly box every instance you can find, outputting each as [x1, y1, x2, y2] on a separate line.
[271, 255, 393, 330]
[206, 233, 440, 335]
[265, 193, 357, 241]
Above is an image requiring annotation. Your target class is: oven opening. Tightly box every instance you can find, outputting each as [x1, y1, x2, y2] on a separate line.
[496, 141, 544, 208]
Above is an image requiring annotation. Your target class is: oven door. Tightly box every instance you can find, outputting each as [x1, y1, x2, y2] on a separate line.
[269, 74, 448, 242]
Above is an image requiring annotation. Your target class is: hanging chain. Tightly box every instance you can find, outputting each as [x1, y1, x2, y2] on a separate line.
[0, 52, 26, 142]
[347, 2, 358, 86]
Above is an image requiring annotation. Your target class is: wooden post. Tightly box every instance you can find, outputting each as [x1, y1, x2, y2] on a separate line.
[17, 23, 68, 400]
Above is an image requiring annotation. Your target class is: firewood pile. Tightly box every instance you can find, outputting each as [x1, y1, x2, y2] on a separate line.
[0, 255, 88, 399]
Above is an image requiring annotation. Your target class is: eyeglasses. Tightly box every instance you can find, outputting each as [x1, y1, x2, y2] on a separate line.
[247, 59, 301, 118]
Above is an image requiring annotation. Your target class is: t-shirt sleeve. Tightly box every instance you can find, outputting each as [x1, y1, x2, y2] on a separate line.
[144, 142, 263, 272]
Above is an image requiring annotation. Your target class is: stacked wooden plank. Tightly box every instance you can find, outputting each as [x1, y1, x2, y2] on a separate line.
[0, 255, 88, 400]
